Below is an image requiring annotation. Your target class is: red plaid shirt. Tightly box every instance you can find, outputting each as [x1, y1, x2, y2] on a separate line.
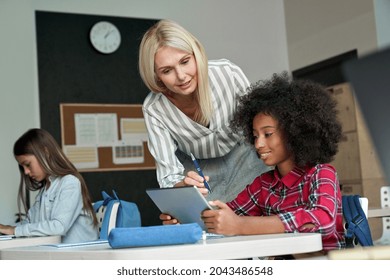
[227, 164, 345, 251]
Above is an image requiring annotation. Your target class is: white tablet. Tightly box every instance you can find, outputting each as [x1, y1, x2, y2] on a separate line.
[146, 186, 213, 230]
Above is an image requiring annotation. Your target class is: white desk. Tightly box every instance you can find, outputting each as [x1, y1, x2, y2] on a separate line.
[328, 245, 390, 260]
[368, 207, 390, 218]
[0, 235, 60, 250]
[0, 232, 322, 260]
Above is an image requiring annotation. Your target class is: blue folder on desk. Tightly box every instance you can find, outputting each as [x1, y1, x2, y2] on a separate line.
[108, 223, 202, 249]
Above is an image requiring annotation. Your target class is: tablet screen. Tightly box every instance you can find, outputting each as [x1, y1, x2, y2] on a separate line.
[146, 186, 212, 230]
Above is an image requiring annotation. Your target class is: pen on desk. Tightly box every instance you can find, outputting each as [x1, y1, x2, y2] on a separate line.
[190, 153, 212, 193]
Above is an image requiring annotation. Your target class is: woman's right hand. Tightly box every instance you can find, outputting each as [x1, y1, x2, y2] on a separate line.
[159, 213, 179, 225]
[176, 171, 210, 197]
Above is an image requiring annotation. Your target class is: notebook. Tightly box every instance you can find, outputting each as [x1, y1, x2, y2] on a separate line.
[41, 239, 108, 248]
[0, 234, 15, 241]
[342, 47, 390, 182]
[146, 186, 213, 231]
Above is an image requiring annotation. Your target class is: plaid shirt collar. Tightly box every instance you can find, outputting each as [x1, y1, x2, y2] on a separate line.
[271, 166, 311, 189]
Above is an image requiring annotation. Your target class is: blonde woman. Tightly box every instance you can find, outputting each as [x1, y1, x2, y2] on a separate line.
[139, 19, 269, 205]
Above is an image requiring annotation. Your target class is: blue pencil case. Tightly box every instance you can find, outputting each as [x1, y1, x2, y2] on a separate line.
[108, 223, 202, 249]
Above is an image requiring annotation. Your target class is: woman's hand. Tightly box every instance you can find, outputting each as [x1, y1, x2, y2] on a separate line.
[159, 213, 179, 225]
[202, 200, 242, 235]
[0, 224, 15, 235]
[175, 171, 210, 196]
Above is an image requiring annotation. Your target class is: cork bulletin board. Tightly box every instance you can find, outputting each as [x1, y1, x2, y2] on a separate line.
[60, 103, 155, 172]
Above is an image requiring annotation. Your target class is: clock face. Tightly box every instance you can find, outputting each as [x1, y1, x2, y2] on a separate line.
[90, 21, 121, 54]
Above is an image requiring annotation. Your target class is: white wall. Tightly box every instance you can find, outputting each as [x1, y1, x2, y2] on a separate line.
[0, 0, 288, 225]
[284, 0, 378, 71]
[374, 0, 390, 49]
[0, 1, 39, 225]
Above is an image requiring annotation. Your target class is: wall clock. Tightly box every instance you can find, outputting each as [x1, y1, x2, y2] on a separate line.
[90, 21, 121, 54]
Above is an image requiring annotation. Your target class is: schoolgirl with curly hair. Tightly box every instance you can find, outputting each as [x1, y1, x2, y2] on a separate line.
[201, 72, 345, 252]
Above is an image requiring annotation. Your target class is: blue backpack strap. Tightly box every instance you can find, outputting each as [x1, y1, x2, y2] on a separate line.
[102, 190, 111, 200]
[342, 195, 373, 247]
[112, 190, 119, 200]
[93, 191, 112, 212]
[342, 195, 355, 248]
[351, 195, 373, 246]
[93, 200, 103, 212]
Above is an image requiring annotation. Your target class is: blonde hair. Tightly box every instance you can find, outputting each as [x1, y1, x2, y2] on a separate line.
[138, 19, 213, 126]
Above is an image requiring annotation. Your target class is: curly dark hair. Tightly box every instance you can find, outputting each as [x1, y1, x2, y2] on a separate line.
[230, 72, 342, 167]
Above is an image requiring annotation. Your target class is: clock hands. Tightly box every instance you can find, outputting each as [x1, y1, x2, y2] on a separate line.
[104, 29, 114, 39]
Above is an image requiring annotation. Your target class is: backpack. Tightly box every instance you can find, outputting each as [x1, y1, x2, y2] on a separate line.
[93, 190, 142, 240]
[342, 195, 373, 248]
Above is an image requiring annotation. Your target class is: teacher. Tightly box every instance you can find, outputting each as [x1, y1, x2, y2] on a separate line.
[138, 19, 269, 202]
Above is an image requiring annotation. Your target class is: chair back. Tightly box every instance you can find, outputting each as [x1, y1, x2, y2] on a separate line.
[375, 186, 390, 245]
